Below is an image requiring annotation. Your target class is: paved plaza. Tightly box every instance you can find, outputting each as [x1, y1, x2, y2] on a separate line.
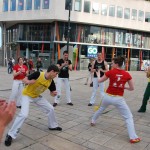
[0, 67, 150, 150]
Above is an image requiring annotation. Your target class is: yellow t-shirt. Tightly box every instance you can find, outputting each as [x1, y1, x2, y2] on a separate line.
[22, 72, 52, 98]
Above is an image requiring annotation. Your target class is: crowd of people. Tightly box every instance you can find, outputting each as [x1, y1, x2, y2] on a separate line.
[1, 51, 150, 146]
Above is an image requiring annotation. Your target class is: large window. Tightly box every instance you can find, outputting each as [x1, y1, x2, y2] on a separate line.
[109, 5, 115, 17]
[3, 0, 8, 12]
[65, 0, 72, 10]
[92, 2, 99, 14]
[34, 0, 40, 10]
[84, 0, 91, 13]
[124, 8, 130, 19]
[10, 0, 16, 11]
[74, 0, 81, 12]
[42, 0, 49, 9]
[101, 4, 107, 16]
[131, 9, 137, 20]
[18, 0, 24, 10]
[145, 12, 150, 22]
[26, 0, 32, 10]
[138, 10, 144, 21]
[117, 6, 123, 18]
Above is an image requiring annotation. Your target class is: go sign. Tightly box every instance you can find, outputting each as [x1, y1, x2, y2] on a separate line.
[88, 46, 97, 54]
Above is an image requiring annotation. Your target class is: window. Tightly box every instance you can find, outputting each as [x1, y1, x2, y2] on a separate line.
[92, 2, 99, 14]
[3, 0, 8, 12]
[109, 5, 115, 17]
[34, 0, 40, 10]
[42, 0, 49, 9]
[124, 8, 130, 19]
[74, 0, 81, 12]
[10, 0, 16, 11]
[117, 6, 123, 18]
[101, 4, 107, 16]
[18, 0, 24, 10]
[145, 12, 150, 22]
[131, 9, 137, 20]
[84, 0, 91, 13]
[65, 0, 72, 10]
[26, 0, 32, 10]
[138, 10, 144, 21]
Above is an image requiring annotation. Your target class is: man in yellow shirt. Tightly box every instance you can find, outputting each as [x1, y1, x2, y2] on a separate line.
[5, 65, 62, 146]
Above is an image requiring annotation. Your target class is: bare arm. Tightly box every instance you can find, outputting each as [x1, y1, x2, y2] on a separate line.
[124, 79, 134, 91]
[68, 64, 72, 71]
[0, 101, 16, 141]
[100, 61, 109, 73]
[22, 77, 36, 85]
[96, 70, 108, 82]
[50, 91, 57, 97]
[13, 69, 22, 77]
[91, 61, 96, 73]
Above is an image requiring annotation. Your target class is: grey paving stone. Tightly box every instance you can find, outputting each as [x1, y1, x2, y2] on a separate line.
[0, 68, 150, 150]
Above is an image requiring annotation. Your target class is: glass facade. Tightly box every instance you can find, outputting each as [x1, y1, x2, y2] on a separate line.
[124, 8, 130, 19]
[117, 6, 123, 18]
[34, 0, 40, 10]
[101, 4, 107, 16]
[26, 0, 32, 10]
[42, 0, 49, 9]
[6, 22, 150, 71]
[84, 0, 91, 13]
[138, 10, 144, 21]
[18, 0, 24, 10]
[10, 0, 16, 11]
[3, 0, 8, 12]
[145, 12, 150, 22]
[74, 0, 81, 12]
[131, 9, 137, 20]
[92, 2, 99, 14]
[109, 5, 115, 17]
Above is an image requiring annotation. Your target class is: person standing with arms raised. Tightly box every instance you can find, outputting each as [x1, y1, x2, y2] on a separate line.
[53, 51, 73, 107]
[88, 52, 108, 106]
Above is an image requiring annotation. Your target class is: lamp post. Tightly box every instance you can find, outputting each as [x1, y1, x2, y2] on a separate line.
[67, 1, 71, 52]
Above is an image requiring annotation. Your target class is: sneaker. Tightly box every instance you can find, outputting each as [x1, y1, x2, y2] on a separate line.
[5, 134, 12, 146]
[130, 138, 141, 143]
[88, 103, 92, 106]
[16, 106, 21, 109]
[67, 102, 73, 106]
[84, 83, 87, 85]
[53, 103, 58, 107]
[138, 109, 146, 113]
[90, 122, 95, 126]
[49, 127, 62, 131]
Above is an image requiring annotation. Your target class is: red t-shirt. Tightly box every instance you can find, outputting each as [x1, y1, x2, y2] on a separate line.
[13, 64, 28, 80]
[105, 68, 132, 96]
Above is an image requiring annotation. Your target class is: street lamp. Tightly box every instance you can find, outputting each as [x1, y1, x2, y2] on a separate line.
[67, 1, 71, 52]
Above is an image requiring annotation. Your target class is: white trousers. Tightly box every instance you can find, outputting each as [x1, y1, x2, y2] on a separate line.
[9, 80, 24, 106]
[8, 95, 58, 139]
[54, 78, 71, 103]
[92, 94, 138, 139]
[90, 78, 105, 104]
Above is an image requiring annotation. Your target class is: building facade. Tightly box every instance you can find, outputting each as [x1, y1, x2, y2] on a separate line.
[0, 0, 150, 70]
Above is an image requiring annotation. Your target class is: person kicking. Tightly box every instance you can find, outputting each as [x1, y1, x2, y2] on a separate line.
[5, 65, 62, 146]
